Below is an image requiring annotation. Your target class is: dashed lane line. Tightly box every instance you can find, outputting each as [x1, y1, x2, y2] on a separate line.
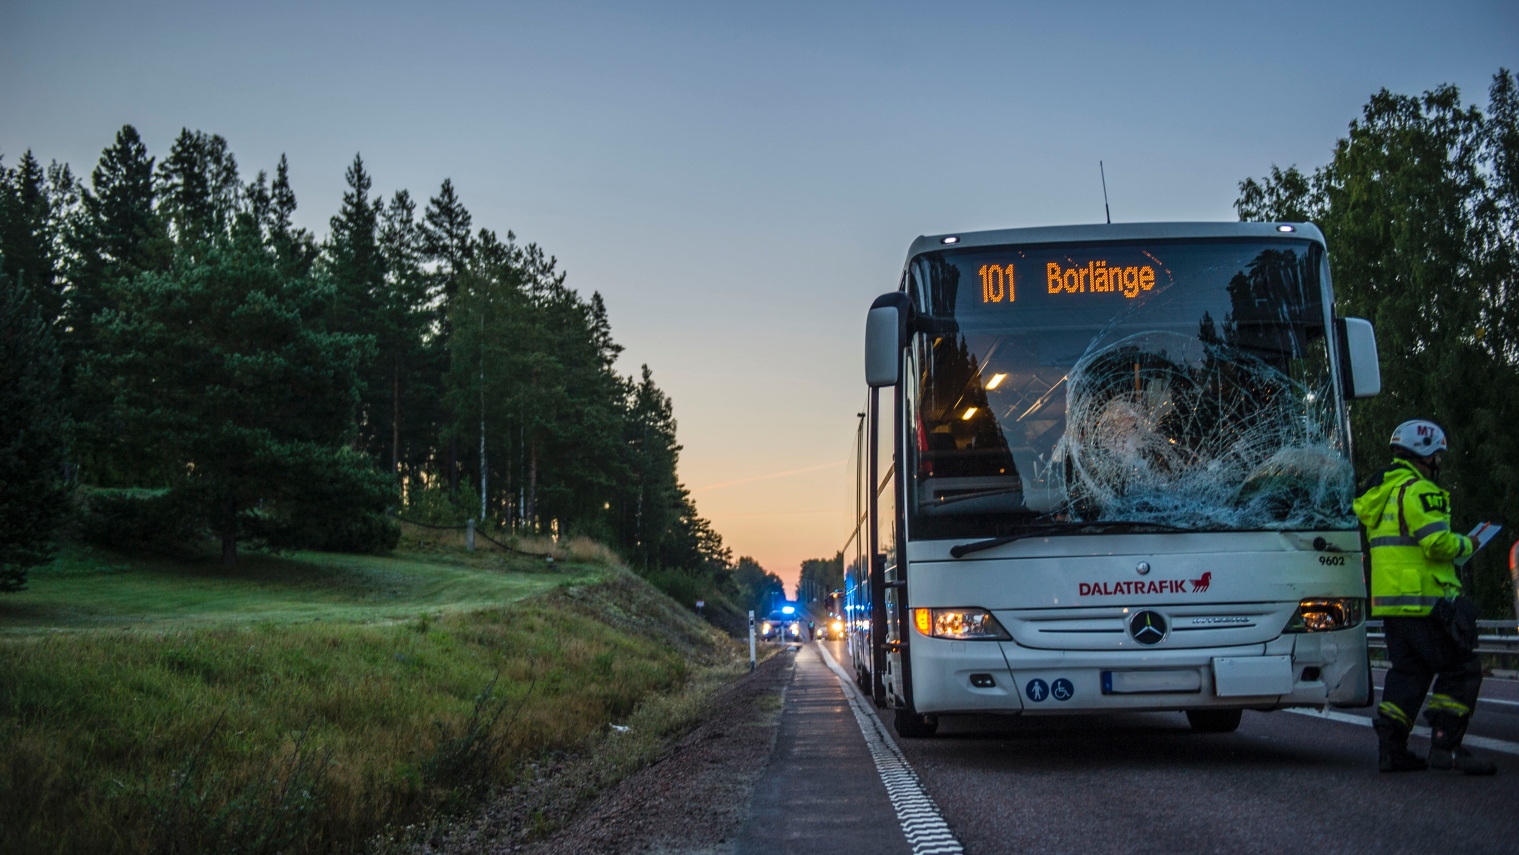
[816, 643, 964, 855]
[1286, 707, 1519, 756]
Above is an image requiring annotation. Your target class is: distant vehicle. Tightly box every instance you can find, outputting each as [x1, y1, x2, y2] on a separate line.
[816, 617, 846, 641]
[845, 222, 1379, 739]
[760, 604, 803, 641]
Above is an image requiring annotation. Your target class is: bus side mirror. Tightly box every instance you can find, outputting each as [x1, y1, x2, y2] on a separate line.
[1336, 317, 1381, 399]
[865, 292, 910, 388]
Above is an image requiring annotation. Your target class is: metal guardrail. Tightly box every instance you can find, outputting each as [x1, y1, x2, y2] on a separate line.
[1366, 619, 1519, 658]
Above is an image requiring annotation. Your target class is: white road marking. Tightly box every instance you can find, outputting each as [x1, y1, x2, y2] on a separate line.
[1372, 686, 1519, 708]
[1286, 707, 1519, 756]
[817, 643, 964, 855]
[1470, 696, 1519, 709]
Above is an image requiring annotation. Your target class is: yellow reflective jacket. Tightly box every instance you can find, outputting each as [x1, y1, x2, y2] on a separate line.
[1353, 459, 1473, 617]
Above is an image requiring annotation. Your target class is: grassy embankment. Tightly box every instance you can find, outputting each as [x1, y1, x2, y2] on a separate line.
[0, 532, 741, 854]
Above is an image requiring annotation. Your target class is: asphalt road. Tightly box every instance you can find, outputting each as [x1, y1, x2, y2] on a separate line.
[814, 639, 1519, 855]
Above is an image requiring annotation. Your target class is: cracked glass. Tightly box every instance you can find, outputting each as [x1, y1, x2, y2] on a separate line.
[904, 238, 1353, 541]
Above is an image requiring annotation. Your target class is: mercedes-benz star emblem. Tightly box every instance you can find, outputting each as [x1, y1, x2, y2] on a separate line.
[1129, 610, 1168, 645]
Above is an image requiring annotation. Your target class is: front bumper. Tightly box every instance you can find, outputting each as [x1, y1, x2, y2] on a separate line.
[908, 626, 1367, 715]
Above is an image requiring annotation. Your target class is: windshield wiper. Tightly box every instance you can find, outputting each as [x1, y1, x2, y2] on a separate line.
[930, 487, 1026, 507]
[949, 521, 1196, 559]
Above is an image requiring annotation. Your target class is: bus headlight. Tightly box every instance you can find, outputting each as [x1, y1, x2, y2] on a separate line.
[1284, 598, 1365, 633]
[912, 607, 1011, 640]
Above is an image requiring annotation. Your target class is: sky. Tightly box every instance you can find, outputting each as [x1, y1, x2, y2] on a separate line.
[4, 0, 1516, 590]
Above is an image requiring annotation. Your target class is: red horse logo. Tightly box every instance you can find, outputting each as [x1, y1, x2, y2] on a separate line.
[1190, 571, 1212, 593]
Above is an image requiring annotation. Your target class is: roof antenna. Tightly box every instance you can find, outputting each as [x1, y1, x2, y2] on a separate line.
[1100, 161, 1112, 224]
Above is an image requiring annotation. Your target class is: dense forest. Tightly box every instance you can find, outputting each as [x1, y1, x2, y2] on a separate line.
[1237, 70, 1519, 616]
[0, 125, 783, 612]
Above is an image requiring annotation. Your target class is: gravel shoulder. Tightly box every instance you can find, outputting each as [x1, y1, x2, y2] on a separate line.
[421, 647, 794, 855]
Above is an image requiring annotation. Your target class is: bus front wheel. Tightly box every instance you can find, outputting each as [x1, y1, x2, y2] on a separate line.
[894, 709, 939, 738]
[1185, 709, 1243, 733]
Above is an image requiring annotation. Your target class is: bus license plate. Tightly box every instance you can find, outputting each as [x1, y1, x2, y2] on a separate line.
[1101, 670, 1203, 694]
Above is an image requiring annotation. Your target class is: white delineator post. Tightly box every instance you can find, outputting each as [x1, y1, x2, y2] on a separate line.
[466, 518, 475, 552]
[748, 610, 756, 671]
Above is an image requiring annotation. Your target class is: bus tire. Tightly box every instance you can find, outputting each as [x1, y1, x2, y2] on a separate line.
[894, 709, 939, 738]
[1185, 708, 1242, 733]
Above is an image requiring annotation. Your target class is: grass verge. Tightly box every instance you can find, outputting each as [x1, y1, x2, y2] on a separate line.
[380, 649, 782, 853]
[0, 540, 581, 631]
[0, 543, 737, 854]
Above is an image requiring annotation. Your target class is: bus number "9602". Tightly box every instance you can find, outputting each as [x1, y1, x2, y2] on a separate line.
[1318, 555, 1346, 566]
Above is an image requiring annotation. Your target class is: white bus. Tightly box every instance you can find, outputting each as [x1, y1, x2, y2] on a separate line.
[842, 222, 1383, 738]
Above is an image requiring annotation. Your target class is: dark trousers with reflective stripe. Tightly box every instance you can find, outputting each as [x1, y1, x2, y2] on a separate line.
[1382, 616, 1482, 725]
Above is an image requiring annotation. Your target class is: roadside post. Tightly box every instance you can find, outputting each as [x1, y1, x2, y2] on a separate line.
[748, 610, 756, 671]
[696, 598, 704, 617]
[466, 518, 475, 552]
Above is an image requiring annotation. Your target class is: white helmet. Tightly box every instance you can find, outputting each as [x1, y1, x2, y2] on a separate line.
[1389, 419, 1447, 458]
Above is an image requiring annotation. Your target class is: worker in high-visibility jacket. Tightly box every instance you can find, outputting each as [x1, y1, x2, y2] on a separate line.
[1354, 419, 1495, 775]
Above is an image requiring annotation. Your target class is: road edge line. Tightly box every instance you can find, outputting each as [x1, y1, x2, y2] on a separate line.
[1285, 707, 1519, 756]
[817, 643, 964, 855]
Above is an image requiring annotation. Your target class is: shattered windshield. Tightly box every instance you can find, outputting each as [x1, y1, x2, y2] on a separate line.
[905, 238, 1353, 540]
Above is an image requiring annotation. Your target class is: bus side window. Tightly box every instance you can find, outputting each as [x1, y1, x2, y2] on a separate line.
[877, 390, 897, 573]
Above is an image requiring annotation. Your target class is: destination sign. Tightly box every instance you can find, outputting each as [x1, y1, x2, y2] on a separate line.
[1049, 260, 1155, 298]
[977, 264, 1013, 303]
[976, 259, 1158, 304]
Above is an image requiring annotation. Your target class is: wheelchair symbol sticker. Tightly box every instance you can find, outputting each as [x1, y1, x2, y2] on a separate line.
[1051, 678, 1074, 701]
[1025, 678, 1049, 702]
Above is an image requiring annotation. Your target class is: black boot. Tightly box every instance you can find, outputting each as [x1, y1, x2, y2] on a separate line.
[1374, 715, 1428, 772]
[1426, 711, 1497, 776]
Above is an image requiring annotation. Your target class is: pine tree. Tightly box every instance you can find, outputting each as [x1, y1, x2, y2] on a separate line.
[156, 129, 240, 255]
[0, 276, 69, 592]
[81, 127, 167, 278]
[325, 154, 388, 449]
[88, 207, 392, 564]
[328, 157, 444, 477]
[423, 178, 474, 492]
[377, 189, 439, 475]
[422, 178, 474, 313]
[64, 127, 173, 483]
[266, 154, 317, 279]
[0, 150, 72, 326]
[620, 365, 683, 567]
[328, 154, 384, 306]
[66, 126, 171, 358]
